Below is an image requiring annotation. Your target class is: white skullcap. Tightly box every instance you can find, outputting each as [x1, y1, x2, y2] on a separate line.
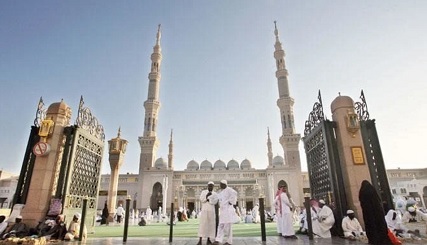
[408, 206, 415, 212]
[74, 213, 81, 219]
[220, 180, 228, 185]
[347, 210, 354, 214]
[208, 181, 214, 185]
[319, 200, 326, 204]
[16, 215, 22, 219]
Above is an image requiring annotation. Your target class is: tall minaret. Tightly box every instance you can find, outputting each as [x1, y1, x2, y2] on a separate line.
[273, 21, 302, 168]
[267, 127, 273, 167]
[168, 129, 174, 169]
[138, 24, 163, 172]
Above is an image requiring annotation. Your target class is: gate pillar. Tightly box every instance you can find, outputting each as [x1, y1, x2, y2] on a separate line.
[107, 128, 128, 222]
[20, 100, 71, 226]
[331, 95, 371, 226]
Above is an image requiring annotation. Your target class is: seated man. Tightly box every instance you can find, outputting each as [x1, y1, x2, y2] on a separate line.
[385, 209, 406, 237]
[311, 200, 335, 238]
[64, 213, 86, 241]
[402, 206, 427, 236]
[44, 214, 67, 240]
[342, 210, 365, 240]
[1, 215, 28, 239]
[0, 216, 8, 235]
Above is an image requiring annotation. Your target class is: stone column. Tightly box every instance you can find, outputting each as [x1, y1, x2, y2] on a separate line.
[107, 128, 128, 221]
[162, 175, 168, 215]
[21, 100, 72, 227]
[331, 95, 371, 226]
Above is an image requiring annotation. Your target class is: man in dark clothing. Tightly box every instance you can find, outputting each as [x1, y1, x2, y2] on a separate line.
[1, 215, 28, 239]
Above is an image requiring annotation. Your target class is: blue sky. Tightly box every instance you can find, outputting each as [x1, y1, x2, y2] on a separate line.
[1, 1, 426, 175]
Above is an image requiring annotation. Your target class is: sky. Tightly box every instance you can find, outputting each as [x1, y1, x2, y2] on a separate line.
[1, 1, 426, 175]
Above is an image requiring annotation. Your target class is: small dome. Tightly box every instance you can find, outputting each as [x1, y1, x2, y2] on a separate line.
[47, 100, 69, 114]
[186, 160, 199, 170]
[214, 160, 226, 170]
[154, 157, 167, 169]
[273, 155, 284, 166]
[227, 159, 240, 170]
[240, 159, 252, 170]
[200, 160, 212, 170]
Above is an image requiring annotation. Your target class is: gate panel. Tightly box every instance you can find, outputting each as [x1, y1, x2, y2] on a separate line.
[303, 91, 347, 236]
[63, 127, 104, 227]
[356, 91, 393, 211]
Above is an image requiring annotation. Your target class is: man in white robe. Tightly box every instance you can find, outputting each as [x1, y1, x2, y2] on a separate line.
[197, 181, 218, 245]
[274, 188, 283, 235]
[311, 199, 335, 238]
[342, 210, 365, 240]
[252, 203, 260, 223]
[146, 206, 152, 222]
[213, 180, 237, 245]
[278, 186, 297, 239]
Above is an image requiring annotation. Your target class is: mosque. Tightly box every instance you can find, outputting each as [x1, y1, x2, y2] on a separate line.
[98, 23, 304, 215]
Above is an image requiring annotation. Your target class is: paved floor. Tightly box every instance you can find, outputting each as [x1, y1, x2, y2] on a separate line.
[60, 235, 424, 245]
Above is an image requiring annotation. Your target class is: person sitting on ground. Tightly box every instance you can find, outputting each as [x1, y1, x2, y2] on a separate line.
[1, 215, 28, 239]
[44, 214, 67, 240]
[0, 216, 8, 236]
[385, 209, 406, 237]
[402, 206, 427, 237]
[311, 200, 335, 238]
[64, 213, 86, 241]
[342, 210, 366, 240]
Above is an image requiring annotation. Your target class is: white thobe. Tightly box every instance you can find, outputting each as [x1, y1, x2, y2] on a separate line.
[279, 192, 295, 236]
[252, 205, 260, 223]
[215, 186, 237, 244]
[274, 195, 282, 234]
[198, 189, 218, 239]
[385, 210, 406, 232]
[342, 216, 364, 238]
[312, 205, 335, 238]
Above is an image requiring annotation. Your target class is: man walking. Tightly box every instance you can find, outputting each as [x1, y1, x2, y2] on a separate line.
[116, 204, 125, 223]
[197, 181, 218, 245]
[213, 180, 237, 245]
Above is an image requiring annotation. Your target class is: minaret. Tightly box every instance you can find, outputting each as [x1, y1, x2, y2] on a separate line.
[138, 24, 163, 172]
[273, 21, 302, 168]
[168, 129, 174, 169]
[267, 127, 273, 167]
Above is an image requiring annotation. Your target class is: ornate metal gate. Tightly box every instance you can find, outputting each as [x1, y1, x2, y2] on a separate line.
[302, 91, 347, 234]
[59, 97, 105, 227]
[13, 98, 44, 205]
[355, 90, 393, 211]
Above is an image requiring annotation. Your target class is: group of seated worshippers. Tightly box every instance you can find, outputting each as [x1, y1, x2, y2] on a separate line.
[307, 199, 368, 240]
[386, 206, 427, 239]
[0, 215, 28, 239]
[0, 213, 87, 241]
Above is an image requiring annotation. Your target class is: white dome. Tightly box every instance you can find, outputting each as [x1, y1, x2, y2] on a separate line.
[186, 160, 199, 170]
[273, 155, 284, 166]
[227, 159, 240, 170]
[214, 160, 226, 170]
[154, 157, 167, 169]
[240, 159, 252, 169]
[200, 160, 212, 170]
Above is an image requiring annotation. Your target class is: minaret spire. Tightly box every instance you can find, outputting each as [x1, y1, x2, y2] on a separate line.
[267, 127, 273, 166]
[156, 24, 161, 45]
[138, 25, 163, 171]
[168, 129, 174, 169]
[273, 22, 302, 169]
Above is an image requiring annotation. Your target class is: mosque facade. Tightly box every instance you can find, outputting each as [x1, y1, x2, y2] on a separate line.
[97, 23, 304, 214]
[95, 25, 427, 215]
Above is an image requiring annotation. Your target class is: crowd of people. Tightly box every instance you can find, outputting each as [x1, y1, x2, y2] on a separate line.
[3, 179, 425, 244]
[0, 213, 86, 242]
